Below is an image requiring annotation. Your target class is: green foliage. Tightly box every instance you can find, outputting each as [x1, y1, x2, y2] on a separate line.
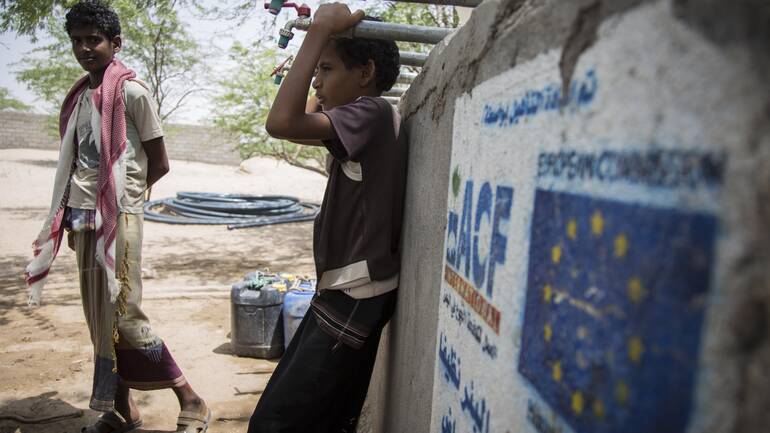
[0, 0, 195, 38]
[0, 0, 73, 41]
[213, 43, 327, 176]
[0, 87, 31, 111]
[15, 16, 84, 107]
[118, 0, 203, 120]
[11, 0, 203, 121]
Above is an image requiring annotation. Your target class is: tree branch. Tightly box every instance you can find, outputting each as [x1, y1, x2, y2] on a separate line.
[280, 156, 328, 177]
[161, 88, 205, 120]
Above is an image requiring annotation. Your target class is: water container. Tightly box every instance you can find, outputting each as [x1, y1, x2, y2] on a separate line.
[231, 285, 285, 359]
[277, 272, 297, 287]
[295, 279, 316, 291]
[282, 289, 314, 348]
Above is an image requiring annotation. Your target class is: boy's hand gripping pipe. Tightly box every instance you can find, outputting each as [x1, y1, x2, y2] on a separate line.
[267, 0, 484, 11]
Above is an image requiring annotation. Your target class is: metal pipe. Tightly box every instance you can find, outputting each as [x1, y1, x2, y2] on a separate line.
[336, 20, 452, 44]
[383, 87, 408, 97]
[275, 18, 451, 51]
[400, 51, 428, 67]
[397, 72, 418, 84]
[384, 96, 401, 105]
[282, 20, 450, 46]
[273, 54, 412, 86]
[389, 0, 483, 6]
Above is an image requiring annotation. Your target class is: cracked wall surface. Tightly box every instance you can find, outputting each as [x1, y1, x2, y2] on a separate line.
[364, 0, 770, 432]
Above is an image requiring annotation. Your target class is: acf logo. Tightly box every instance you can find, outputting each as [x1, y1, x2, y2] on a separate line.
[445, 175, 513, 300]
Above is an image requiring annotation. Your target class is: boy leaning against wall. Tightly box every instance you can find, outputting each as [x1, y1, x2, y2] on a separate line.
[24, 1, 210, 432]
[248, 3, 408, 432]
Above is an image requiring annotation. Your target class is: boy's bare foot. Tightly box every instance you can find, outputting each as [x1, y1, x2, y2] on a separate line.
[179, 396, 208, 417]
[174, 383, 209, 418]
[176, 398, 210, 433]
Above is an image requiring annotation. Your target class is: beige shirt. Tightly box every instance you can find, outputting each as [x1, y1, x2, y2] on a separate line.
[67, 80, 164, 213]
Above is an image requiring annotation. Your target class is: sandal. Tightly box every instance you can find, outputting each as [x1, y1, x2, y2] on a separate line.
[82, 411, 143, 433]
[176, 408, 211, 433]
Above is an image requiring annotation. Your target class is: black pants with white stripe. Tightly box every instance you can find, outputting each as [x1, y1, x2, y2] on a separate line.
[248, 290, 397, 433]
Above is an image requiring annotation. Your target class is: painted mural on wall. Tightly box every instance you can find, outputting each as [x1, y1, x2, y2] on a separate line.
[519, 190, 715, 433]
[427, 3, 743, 433]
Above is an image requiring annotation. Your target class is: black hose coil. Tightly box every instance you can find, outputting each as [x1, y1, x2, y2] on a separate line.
[143, 192, 319, 230]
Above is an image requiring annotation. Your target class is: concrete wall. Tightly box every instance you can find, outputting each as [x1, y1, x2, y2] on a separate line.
[368, 1, 770, 432]
[163, 123, 241, 166]
[0, 110, 240, 166]
[0, 111, 57, 150]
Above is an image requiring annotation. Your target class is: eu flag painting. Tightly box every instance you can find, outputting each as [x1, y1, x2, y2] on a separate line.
[518, 189, 716, 433]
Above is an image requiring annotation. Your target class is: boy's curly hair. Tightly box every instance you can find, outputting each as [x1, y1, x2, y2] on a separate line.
[65, 0, 121, 39]
[332, 17, 400, 93]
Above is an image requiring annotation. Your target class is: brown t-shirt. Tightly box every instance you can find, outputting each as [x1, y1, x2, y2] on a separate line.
[316, 96, 408, 299]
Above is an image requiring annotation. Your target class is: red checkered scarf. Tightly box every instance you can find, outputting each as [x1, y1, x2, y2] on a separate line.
[26, 59, 135, 305]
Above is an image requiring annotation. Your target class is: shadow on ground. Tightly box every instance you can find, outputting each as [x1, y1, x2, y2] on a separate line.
[0, 255, 36, 328]
[0, 254, 81, 328]
[14, 159, 58, 169]
[0, 207, 49, 220]
[149, 222, 314, 286]
[213, 342, 234, 355]
[0, 391, 89, 433]
[0, 391, 180, 433]
[152, 254, 270, 286]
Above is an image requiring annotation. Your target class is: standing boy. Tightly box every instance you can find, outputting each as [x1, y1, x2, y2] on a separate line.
[25, 1, 209, 432]
[248, 3, 407, 432]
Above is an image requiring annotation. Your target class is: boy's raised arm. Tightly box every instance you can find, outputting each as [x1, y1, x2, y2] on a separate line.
[265, 3, 364, 142]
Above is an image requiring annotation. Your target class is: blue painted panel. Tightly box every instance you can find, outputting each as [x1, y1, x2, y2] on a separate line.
[518, 189, 716, 433]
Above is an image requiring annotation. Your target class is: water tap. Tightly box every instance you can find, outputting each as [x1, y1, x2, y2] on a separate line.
[264, 2, 311, 48]
[270, 55, 294, 85]
[265, 0, 286, 15]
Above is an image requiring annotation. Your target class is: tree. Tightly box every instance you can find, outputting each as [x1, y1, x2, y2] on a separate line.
[0, 87, 31, 111]
[119, 0, 204, 120]
[14, 20, 84, 108]
[10, 0, 204, 121]
[213, 43, 327, 176]
[0, 0, 72, 40]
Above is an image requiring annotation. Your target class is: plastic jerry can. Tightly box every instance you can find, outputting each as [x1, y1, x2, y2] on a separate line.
[231, 284, 285, 358]
[282, 289, 314, 348]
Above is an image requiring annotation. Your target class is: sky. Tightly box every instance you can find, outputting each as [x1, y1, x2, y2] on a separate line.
[0, 0, 372, 125]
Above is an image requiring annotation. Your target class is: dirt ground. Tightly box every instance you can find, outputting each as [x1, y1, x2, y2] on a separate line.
[0, 148, 327, 433]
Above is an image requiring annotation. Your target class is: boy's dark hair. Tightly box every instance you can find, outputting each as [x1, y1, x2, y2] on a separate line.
[333, 17, 400, 93]
[65, 0, 121, 39]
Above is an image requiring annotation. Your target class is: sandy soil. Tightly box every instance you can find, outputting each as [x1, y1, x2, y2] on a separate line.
[0, 149, 327, 433]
